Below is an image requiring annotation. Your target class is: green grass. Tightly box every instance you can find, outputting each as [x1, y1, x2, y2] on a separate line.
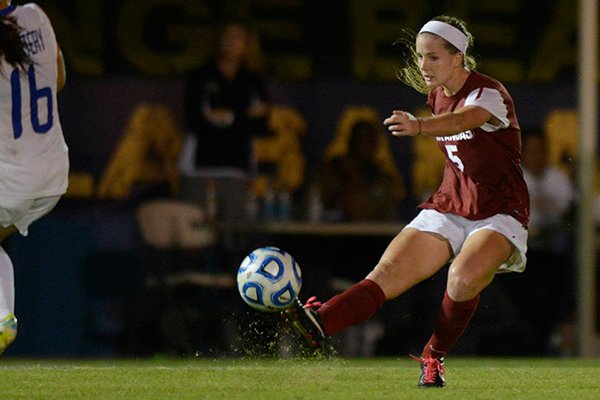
[0, 357, 599, 399]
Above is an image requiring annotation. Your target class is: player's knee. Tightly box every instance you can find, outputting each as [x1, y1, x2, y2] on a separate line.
[369, 259, 420, 300]
[367, 259, 397, 296]
[372, 258, 395, 278]
[0, 314, 17, 354]
[447, 271, 481, 301]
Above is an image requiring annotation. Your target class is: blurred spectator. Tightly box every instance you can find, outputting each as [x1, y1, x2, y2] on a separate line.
[179, 17, 270, 221]
[315, 107, 405, 221]
[498, 128, 575, 355]
[522, 129, 575, 249]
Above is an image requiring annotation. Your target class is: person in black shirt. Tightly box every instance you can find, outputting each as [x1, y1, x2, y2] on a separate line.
[180, 18, 270, 220]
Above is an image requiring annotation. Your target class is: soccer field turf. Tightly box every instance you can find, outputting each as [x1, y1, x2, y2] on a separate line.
[0, 357, 599, 399]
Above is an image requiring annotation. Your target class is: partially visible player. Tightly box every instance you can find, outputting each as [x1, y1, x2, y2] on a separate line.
[285, 15, 529, 388]
[0, 0, 69, 353]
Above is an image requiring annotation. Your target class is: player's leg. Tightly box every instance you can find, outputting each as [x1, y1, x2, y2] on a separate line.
[417, 229, 513, 387]
[0, 226, 16, 243]
[321, 228, 451, 336]
[285, 227, 452, 348]
[0, 228, 17, 354]
[0, 196, 61, 354]
[367, 228, 453, 299]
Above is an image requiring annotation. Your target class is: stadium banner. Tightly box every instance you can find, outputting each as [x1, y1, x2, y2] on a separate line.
[39, 0, 583, 83]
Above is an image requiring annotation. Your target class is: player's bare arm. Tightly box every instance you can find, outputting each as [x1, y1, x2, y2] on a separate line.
[384, 105, 493, 137]
[57, 46, 66, 91]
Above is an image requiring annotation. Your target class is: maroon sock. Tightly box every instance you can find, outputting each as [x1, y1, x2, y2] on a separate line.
[422, 291, 480, 359]
[317, 279, 385, 336]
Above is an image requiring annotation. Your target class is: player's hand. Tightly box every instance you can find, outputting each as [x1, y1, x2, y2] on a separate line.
[383, 110, 420, 136]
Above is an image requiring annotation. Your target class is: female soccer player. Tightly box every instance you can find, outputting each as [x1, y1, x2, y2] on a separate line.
[0, 1, 69, 353]
[286, 15, 529, 388]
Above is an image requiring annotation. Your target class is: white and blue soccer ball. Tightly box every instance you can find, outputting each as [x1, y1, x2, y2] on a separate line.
[237, 246, 302, 312]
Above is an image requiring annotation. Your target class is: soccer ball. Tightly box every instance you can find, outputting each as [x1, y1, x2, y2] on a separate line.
[237, 246, 302, 312]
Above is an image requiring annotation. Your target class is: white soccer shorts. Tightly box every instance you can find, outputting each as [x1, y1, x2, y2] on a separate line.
[0, 196, 62, 236]
[404, 209, 528, 273]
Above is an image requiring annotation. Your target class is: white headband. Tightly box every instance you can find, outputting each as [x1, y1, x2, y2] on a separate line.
[418, 20, 468, 54]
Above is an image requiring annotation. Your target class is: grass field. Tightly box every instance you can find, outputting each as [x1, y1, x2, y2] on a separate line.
[0, 357, 599, 399]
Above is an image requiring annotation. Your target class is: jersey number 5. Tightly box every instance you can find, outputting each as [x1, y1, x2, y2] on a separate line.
[445, 144, 465, 172]
[10, 65, 53, 139]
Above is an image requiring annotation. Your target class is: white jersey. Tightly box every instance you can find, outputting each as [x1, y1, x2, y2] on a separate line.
[0, 3, 68, 201]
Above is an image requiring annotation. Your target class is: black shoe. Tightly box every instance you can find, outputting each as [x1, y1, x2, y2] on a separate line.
[281, 296, 326, 350]
[411, 355, 446, 388]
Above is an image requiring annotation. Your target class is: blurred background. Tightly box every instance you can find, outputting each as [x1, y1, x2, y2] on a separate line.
[3, 0, 596, 359]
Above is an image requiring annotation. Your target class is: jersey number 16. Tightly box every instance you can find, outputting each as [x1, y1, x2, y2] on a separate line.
[10, 65, 53, 139]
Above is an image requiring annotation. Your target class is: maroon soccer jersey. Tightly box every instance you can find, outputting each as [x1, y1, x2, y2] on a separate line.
[419, 71, 530, 227]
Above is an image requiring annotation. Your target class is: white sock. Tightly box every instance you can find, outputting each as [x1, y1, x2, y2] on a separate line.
[0, 245, 15, 320]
